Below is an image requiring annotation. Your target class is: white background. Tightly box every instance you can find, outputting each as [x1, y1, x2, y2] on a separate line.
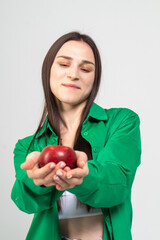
[0, 0, 160, 239]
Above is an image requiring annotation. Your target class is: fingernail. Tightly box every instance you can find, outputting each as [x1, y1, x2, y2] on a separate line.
[65, 168, 70, 172]
[55, 176, 60, 181]
[50, 163, 55, 169]
[67, 174, 72, 179]
[57, 171, 63, 177]
[60, 162, 66, 168]
[81, 161, 85, 166]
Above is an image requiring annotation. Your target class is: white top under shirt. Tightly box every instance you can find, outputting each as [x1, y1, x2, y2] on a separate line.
[58, 191, 102, 220]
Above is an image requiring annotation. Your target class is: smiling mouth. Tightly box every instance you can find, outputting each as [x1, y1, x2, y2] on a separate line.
[62, 84, 81, 89]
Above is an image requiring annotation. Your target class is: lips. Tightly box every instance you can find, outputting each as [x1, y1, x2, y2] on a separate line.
[62, 83, 80, 89]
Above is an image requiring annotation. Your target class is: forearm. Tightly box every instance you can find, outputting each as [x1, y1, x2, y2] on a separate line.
[11, 173, 62, 214]
[68, 160, 132, 208]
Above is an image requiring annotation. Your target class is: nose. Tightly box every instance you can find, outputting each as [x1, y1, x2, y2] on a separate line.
[67, 66, 79, 81]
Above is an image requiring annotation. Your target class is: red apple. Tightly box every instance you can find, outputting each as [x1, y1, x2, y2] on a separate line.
[38, 145, 77, 169]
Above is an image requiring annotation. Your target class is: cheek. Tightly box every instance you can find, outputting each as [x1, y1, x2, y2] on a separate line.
[84, 75, 95, 90]
[50, 70, 58, 94]
[50, 66, 58, 80]
[50, 68, 60, 87]
[50, 67, 66, 84]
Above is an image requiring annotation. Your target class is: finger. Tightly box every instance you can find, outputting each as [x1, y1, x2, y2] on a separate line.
[74, 151, 88, 168]
[33, 167, 57, 186]
[45, 182, 56, 187]
[34, 175, 56, 187]
[55, 183, 64, 191]
[42, 168, 59, 185]
[54, 175, 70, 190]
[53, 169, 70, 188]
[55, 176, 83, 191]
[64, 166, 71, 172]
[54, 169, 67, 182]
[33, 177, 55, 187]
[76, 159, 86, 168]
[21, 151, 41, 170]
[66, 164, 88, 179]
[53, 167, 84, 190]
[28, 162, 55, 179]
[35, 162, 67, 186]
[54, 161, 66, 172]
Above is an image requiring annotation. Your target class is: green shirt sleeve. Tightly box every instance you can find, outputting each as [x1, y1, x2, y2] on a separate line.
[69, 109, 141, 208]
[11, 137, 62, 214]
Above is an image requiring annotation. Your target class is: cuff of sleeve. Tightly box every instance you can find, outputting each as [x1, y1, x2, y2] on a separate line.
[21, 172, 55, 195]
[69, 161, 100, 198]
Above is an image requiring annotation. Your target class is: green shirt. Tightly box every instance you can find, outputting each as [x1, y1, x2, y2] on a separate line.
[11, 103, 141, 240]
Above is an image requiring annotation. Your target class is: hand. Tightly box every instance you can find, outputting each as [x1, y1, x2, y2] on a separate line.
[21, 151, 67, 187]
[53, 150, 89, 191]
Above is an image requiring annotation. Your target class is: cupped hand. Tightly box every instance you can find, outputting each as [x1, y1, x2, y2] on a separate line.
[21, 151, 67, 187]
[21, 150, 89, 190]
[53, 150, 89, 191]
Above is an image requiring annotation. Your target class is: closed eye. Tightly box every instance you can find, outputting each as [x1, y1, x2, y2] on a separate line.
[81, 68, 90, 73]
[59, 64, 69, 67]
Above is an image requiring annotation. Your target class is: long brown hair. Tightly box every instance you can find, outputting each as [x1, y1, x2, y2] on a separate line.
[28, 31, 102, 150]
[27, 31, 102, 212]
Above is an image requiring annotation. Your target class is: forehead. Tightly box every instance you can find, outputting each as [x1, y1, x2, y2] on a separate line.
[56, 40, 95, 63]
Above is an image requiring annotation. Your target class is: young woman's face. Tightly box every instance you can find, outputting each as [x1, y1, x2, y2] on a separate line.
[50, 40, 95, 107]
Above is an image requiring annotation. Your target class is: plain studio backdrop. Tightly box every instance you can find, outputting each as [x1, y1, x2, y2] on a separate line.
[0, 0, 160, 239]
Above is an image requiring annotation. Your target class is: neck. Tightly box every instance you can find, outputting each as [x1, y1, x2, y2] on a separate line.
[58, 101, 87, 131]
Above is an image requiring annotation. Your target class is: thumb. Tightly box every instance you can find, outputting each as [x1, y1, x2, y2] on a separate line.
[75, 151, 87, 168]
[77, 159, 86, 168]
[21, 151, 41, 170]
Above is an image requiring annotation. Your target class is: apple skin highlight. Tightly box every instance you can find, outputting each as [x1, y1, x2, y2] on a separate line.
[38, 145, 77, 169]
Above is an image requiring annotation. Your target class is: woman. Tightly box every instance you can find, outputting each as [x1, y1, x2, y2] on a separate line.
[11, 32, 141, 240]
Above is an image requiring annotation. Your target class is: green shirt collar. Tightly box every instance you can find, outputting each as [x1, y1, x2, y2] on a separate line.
[88, 102, 108, 121]
[36, 103, 108, 138]
[36, 118, 56, 139]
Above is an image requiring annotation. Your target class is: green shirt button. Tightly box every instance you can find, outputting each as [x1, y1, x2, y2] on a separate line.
[93, 147, 97, 152]
[83, 132, 88, 136]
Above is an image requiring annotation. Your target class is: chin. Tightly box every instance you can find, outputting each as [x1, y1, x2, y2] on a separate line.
[60, 98, 87, 107]
[55, 94, 88, 107]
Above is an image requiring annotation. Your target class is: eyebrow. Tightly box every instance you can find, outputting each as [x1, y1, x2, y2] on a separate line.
[56, 55, 95, 66]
